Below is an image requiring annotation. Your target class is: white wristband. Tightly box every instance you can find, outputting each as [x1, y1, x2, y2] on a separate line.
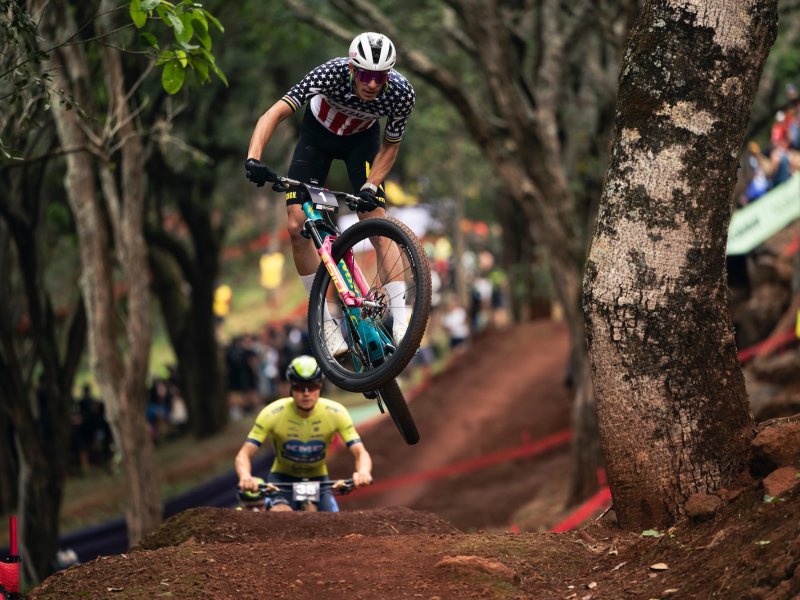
[361, 182, 378, 194]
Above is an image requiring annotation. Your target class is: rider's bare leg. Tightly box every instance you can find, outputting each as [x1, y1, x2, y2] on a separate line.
[269, 504, 293, 512]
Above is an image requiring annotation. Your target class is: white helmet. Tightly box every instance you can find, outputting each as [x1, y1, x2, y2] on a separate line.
[349, 32, 396, 71]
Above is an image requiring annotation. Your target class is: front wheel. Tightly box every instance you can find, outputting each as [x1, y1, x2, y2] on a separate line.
[308, 216, 431, 392]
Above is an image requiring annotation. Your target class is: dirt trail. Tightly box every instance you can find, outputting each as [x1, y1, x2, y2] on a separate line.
[29, 321, 800, 599]
[328, 321, 571, 519]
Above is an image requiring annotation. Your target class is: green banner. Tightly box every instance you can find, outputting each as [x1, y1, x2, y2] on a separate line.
[727, 173, 800, 255]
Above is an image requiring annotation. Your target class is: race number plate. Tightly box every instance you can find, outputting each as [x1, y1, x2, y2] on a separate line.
[305, 184, 339, 213]
[293, 481, 321, 503]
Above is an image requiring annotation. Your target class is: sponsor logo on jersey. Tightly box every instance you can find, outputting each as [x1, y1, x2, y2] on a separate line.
[326, 99, 378, 120]
[281, 439, 326, 463]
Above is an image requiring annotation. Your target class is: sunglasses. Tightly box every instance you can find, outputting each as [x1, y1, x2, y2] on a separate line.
[354, 68, 390, 85]
[292, 383, 322, 393]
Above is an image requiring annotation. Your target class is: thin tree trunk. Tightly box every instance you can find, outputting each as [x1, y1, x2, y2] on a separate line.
[31, 0, 161, 545]
[584, 0, 777, 530]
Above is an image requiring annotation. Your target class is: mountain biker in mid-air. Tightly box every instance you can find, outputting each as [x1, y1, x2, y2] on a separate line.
[234, 355, 373, 511]
[244, 32, 416, 356]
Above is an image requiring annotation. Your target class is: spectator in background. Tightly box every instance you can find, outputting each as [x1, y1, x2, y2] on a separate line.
[240, 335, 263, 411]
[147, 378, 172, 444]
[441, 295, 470, 354]
[167, 382, 189, 437]
[75, 384, 112, 471]
[742, 142, 771, 205]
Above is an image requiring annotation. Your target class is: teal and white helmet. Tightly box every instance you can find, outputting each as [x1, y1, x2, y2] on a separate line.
[285, 355, 323, 384]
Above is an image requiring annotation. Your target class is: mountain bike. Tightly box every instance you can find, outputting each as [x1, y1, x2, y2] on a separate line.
[267, 174, 431, 392]
[263, 173, 430, 443]
[237, 478, 355, 512]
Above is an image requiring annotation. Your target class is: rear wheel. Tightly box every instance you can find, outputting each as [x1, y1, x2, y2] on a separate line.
[309, 217, 431, 392]
[377, 379, 419, 445]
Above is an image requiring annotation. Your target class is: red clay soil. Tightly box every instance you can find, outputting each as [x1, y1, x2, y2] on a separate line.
[28, 321, 800, 599]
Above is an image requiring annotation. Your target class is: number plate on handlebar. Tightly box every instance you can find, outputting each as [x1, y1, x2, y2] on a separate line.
[293, 481, 321, 502]
[304, 184, 339, 213]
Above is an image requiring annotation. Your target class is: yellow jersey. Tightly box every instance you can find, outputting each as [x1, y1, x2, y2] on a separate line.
[245, 397, 361, 477]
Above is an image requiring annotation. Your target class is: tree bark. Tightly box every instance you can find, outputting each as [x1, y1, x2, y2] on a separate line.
[30, 0, 161, 546]
[584, 0, 777, 529]
[0, 78, 87, 586]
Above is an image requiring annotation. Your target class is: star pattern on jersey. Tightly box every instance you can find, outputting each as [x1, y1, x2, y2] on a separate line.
[284, 57, 416, 141]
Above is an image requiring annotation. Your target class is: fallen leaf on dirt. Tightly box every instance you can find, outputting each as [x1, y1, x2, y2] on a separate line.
[343, 533, 365, 540]
[650, 563, 669, 571]
[663, 589, 679, 596]
[611, 561, 626, 571]
[107, 588, 123, 592]
[587, 581, 597, 589]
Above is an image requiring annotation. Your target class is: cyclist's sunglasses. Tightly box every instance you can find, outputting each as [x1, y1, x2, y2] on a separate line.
[291, 382, 322, 393]
[354, 68, 390, 85]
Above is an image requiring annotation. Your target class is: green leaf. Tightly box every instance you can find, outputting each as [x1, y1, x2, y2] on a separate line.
[202, 9, 223, 33]
[192, 14, 211, 50]
[641, 529, 664, 538]
[176, 12, 194, 43]
[141, 0, 160, 10]
[139, 32, 159, 49]
[156, 50, 174, 66]
[210, 60, 228, 86]
[165, 12, 184, 37]
[176, 49, 188, 68]
[129, 0, 147, 28]
[192, 58, 209, 82]
[190, 7, 207, 29]
[162, 60, 185, 94]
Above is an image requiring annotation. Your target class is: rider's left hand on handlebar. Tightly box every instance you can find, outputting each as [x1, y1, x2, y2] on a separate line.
[238, 475, 259, 492]
[245, 158, 277, 187]
[356, 187, 384, 213]
[352, 471, 373, 487]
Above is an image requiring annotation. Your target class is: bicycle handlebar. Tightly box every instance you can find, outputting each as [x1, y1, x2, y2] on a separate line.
[256, 478, 355, 496]
[268, 174, 365, 212]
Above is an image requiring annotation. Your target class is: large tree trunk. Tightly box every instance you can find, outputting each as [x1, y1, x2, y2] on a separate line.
[31, 0, 161, 545]
[584, 0, 777, 530]
[0, 120, 87, 586]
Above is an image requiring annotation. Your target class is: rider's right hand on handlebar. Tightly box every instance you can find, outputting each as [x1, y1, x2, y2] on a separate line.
[245, 158, 277, 187]
[352, 470, 373, 487]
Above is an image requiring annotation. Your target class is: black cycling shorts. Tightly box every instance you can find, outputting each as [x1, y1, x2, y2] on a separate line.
[285, 107, 385, 206]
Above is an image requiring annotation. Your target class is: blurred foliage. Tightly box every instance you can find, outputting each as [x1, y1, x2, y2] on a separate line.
[130, 0, 227, 94]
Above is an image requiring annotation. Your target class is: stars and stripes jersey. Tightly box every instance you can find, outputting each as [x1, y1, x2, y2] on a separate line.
[281, 57, 415, 144]
[245, 397, 362, 478]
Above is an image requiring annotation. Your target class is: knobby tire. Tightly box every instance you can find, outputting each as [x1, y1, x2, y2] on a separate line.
[308, 216, 431, 392]
[378, 378, 419, 445]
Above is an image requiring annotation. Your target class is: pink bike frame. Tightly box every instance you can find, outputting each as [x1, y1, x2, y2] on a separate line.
[318, 237, 371, 307]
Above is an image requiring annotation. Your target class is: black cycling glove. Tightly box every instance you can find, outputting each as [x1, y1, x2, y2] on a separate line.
[356, 188, 385, 213]
[245, 158, 276, 187]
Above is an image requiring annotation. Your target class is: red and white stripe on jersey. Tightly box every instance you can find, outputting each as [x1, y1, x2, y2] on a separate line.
[310, 95, 376, 136]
